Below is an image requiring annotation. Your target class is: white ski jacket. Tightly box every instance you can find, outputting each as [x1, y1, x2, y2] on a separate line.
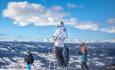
[53, 27, 68, 47]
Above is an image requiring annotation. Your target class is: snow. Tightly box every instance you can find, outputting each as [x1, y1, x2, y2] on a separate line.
[95, 61, 105, 66]
[0, 42, 115, 70]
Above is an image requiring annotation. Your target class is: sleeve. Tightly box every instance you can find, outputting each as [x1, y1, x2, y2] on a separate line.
[53, 29, 59, 40]
[24, 55, 27, 62]
[53, 29, 58, 37]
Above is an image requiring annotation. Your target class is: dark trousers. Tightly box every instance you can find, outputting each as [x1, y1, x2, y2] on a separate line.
[55, 47, 66, 67]
[81, 63, 89, 70]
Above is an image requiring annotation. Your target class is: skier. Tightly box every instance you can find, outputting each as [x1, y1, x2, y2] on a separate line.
[24, 50, 34, 70]
[53, 21, 69, 70]
[79, 43, 89, 70]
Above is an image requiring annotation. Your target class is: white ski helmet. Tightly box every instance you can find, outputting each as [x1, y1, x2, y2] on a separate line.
[58, 21, 64, 27]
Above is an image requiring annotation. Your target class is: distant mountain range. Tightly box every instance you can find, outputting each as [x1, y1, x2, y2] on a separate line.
[0, 38, 115, 43]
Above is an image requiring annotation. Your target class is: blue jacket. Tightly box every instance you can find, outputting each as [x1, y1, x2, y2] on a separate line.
[81, 53, 87, 64]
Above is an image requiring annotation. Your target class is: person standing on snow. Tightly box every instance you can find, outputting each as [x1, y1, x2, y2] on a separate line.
[53, 21, 69, 69]
[24, 50, 34, 70]
[79, 43, 89, 70]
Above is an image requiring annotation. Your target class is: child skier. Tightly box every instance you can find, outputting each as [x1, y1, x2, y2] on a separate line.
[79, 43, 89, 70]
[24, 50, 34, 70]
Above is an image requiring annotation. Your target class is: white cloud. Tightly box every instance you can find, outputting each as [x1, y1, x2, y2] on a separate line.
[100, 26, 115, 33]
[74, 23, 99, 31]
[3, 2, 99, 31]
[3, 2, 67, 26]
[67, 3, 84, 8]
[100, 18, 115, 33]
[2, 1, 98, 31]
[98, 18, 115, 33]
[3, 1, 114, 34]
[49, 5, 63, 11]
[69, 18, 99, 31]
[107, 18, 115, 24]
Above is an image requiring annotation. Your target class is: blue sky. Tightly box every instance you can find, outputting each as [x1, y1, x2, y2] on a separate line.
[0, 0, 115, 42]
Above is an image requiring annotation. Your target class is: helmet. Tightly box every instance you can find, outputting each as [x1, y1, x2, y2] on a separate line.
[58, 21, 64, 27]
[27, 50, 31, 54]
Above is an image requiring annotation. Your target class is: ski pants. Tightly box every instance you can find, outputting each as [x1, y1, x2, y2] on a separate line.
[81, 63, 89, 70]
[27, 64, 31, 70]
[54, 46, 69, 67]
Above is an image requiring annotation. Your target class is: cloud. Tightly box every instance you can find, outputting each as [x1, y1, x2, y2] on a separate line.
[100, 26, 115, 33]
[74, 23, 99, 31]
[67, 17, 99, 31]
[67, 3, 84, 8]
[3, 1, 97, 32]
[3, 2, 68, 26]
[100, 18, 115, 33]
[2, 2, 99, 31]
[107, 18, 115, 24]
[49, 5, 63, 11]
[3, 1, 114, 33]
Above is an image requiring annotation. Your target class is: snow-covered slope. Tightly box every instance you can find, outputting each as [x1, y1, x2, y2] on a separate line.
[0, 42, 115, 70]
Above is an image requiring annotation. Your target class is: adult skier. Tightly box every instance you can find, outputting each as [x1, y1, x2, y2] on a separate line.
[53, 21, 69, 70]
